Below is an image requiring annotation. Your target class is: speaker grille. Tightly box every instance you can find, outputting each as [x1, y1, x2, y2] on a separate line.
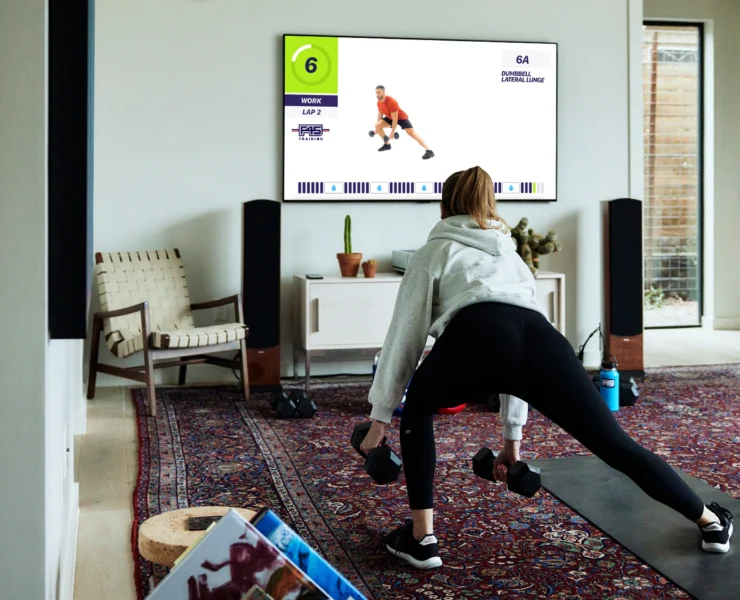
[608, 199, 643, 336]
[242, 200, 281, 349]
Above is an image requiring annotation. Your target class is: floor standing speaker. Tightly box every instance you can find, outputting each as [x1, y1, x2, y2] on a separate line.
[242, 200, 282, 391]
[48, 0, 94, 339]
[602, 198, 645, 376]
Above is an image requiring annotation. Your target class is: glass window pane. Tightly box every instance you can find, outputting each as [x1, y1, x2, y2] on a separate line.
[643, 24, 702, 327]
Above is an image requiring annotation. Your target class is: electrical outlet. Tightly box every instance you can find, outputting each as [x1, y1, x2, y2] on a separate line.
[214, 306, 230, 323]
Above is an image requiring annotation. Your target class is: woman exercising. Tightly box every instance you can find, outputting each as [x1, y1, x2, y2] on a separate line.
[360, 166, 733, 569]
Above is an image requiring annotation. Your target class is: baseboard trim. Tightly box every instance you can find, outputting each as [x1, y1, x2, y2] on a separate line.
[60, 482, 79, 600]
[713, 317, 740, 330]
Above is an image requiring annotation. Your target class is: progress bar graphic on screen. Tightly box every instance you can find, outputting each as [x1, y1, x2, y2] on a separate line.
[494, 182, 545, 194]
[296, 182, 444, 194]
[298, 182, 325, 194]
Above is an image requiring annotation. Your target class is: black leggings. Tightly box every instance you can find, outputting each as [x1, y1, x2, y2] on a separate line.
[400, 301, 705, 522]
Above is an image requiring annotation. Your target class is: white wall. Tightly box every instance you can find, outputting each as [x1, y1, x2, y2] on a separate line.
[0, 2, 81, 598]
[0, 1, 49, 597]
[645, 0, 740, 329]
[46, 341, 83, 600]
[93, 0, 644, 380]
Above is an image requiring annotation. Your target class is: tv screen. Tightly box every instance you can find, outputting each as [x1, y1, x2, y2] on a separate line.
[283, 34, 557, 202]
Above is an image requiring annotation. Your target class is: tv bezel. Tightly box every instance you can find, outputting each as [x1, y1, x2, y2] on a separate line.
[281, 33, 558, 204]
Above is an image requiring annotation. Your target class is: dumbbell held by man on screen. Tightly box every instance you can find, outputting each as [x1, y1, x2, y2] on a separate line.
[368, 129, 399, 143]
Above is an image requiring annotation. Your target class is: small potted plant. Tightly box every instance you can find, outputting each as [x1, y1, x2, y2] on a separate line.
[336, 215, 362, 277]
[362, 259, 377, 278]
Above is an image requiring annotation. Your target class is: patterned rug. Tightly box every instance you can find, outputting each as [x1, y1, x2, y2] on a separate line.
[131, 365, 740, 599]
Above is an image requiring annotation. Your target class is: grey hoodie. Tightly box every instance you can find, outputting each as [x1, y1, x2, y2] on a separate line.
[368, 215, 551, 439]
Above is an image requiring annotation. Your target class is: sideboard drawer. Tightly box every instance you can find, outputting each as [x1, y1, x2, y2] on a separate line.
[308, 281, 400, 348]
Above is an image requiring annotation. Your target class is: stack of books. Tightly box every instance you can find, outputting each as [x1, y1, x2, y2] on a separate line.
[146, 507, 367, 600]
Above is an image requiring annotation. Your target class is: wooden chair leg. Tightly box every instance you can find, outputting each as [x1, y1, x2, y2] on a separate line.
[140, 306, 157, 417]
[239, 340, 250, 400]
[144, 348, 157, 417]
[178, 364, 187, 385]
[86, 317, 102, 400]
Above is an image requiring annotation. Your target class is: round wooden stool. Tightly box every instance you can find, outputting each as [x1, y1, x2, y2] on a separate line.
[138, 505, 256, 584]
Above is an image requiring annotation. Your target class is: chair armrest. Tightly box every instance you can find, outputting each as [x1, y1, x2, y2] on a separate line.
[192, 294, 246, 325]
[93, 301, 149, 321]
[93, 301, 153, 340]
[190, 295, 240, 311]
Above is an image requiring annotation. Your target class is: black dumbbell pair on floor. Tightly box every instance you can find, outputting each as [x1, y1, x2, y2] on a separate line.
[270, 389, 317, 419]
[350, 420, 542, 497]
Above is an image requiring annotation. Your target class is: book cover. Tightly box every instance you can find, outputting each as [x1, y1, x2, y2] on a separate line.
[250, 508, 367, 600]
[243, 585, 275, 599]
[146, 508, 331, 600]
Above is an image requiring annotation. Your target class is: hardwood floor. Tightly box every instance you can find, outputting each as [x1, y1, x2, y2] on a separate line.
[644, 327, 740, 367]
[73, 387, 137, 600]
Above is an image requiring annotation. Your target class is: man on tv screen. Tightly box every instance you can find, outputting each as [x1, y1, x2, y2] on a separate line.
[372, 85, 434, 159]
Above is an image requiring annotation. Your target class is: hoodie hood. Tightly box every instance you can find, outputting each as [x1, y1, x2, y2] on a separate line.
[427, 215, 516, 256]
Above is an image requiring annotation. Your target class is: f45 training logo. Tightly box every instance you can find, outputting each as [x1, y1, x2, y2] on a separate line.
[291, 124, 330, 141]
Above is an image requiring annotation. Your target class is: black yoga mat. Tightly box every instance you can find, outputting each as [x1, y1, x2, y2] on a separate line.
[529, 455, 739, 600]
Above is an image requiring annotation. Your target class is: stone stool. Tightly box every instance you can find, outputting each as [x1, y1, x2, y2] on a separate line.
[138, 506, 256, 589]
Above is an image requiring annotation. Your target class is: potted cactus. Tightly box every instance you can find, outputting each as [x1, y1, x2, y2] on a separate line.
[336, 215, 362, 277]
[362, 259, 377, 278]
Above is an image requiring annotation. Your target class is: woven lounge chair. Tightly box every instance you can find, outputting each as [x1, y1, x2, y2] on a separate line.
[87, 249, 249, 416]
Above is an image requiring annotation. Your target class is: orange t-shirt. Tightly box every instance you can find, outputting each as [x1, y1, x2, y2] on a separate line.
[377, 96, 409, 121]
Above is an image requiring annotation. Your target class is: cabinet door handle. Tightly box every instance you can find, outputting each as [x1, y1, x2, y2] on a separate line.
[549, 292, 555, 323]
[311, 298, 320, 333]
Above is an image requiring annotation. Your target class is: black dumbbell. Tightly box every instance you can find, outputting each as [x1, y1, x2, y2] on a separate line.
[472, 447, 541, 498]
[368, 130, 399, 142]
[292, 389, 317, 418]
[270, 389, 317, 419]
[350, 422, 402, 485]
[271, 390, 297, 419]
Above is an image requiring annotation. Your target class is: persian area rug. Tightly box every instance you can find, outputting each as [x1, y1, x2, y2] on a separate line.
[131, 364, 740, 599]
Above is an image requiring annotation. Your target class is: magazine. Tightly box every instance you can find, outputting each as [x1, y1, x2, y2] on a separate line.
[250, 508, 367, 600]
[146, 509, 331, 600]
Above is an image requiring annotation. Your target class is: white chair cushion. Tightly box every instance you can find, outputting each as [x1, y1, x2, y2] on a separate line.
[111, 323, 247, 358]
[151, 322, 247, 350]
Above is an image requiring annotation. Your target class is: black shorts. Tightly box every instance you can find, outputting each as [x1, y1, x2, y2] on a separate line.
[383, 116, 413, 129]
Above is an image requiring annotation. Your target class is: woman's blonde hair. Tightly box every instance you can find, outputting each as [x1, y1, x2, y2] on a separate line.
[441, 166, 509, 232]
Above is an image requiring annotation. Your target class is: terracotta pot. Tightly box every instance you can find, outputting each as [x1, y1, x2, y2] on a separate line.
[337, 253, 362, 277]
[362, 262, 377, 278]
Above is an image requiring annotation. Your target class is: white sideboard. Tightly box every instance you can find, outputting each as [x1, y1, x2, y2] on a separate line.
[293, 271, 565, 387]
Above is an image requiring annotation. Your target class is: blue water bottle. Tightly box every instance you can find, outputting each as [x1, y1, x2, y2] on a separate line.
[600, 354, 620, 412]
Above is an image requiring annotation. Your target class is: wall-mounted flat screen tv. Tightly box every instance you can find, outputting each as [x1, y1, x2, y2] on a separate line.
[283, 34, 557, 202]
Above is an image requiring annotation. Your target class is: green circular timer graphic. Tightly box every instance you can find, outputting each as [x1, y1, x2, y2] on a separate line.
[285, 36, 338, 94]
[292, 44, 331, 86]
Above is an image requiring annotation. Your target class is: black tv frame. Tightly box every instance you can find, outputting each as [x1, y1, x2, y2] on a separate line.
[281, 33, 558, 204]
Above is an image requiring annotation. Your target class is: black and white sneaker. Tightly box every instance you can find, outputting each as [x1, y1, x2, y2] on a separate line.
[385, 521, 442, 569]
[378, 144, 391, 152]
[700, 502, 734, 553]
[422, 149, 435, 159]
